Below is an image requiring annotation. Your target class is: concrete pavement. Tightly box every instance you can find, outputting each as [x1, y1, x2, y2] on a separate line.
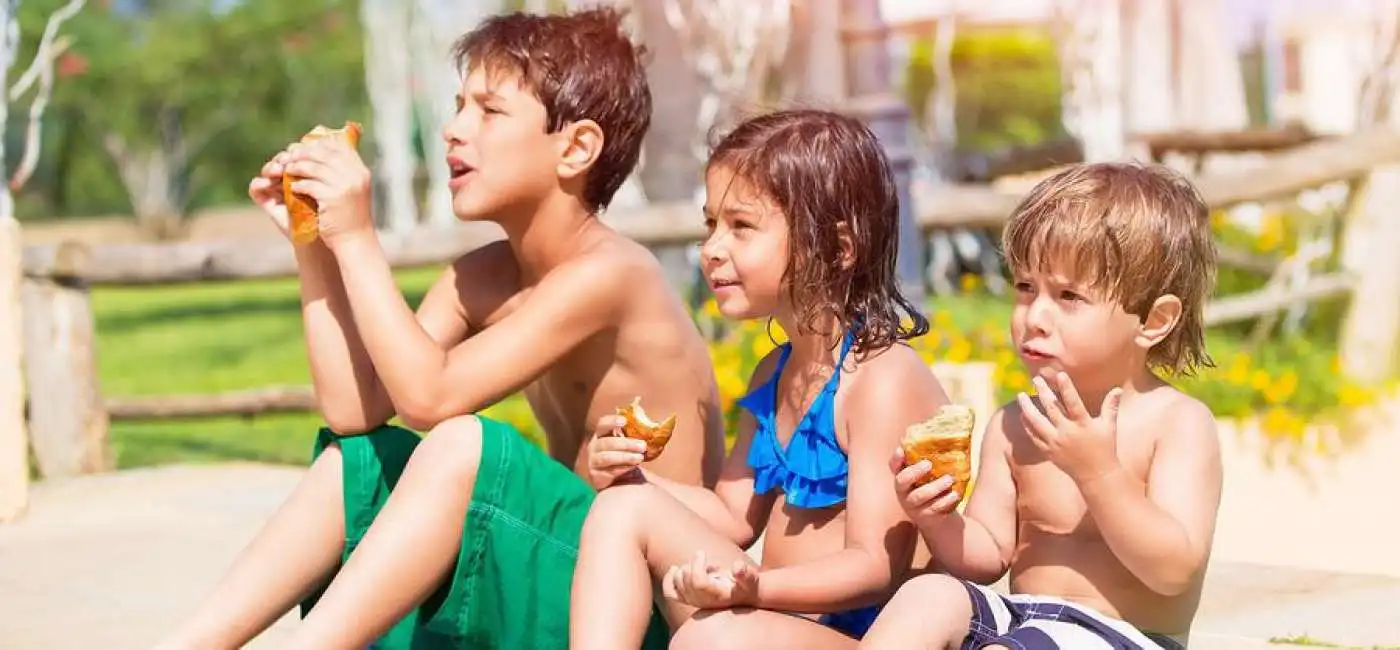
[1, 463, 1396, 649]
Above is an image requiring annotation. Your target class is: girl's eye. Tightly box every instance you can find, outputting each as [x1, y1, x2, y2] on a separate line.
[703, 217, 716, 231]
[1059, 290, 1083, 302]
[1013, 282, 1033, 293]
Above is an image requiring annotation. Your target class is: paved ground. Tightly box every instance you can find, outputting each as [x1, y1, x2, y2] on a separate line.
[1, 464, 1397, 650]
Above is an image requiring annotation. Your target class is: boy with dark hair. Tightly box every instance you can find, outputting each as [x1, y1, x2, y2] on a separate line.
[158, 8, 723, 650]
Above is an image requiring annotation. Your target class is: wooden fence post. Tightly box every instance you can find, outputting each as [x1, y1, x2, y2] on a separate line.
[21, 240, 111, 478]
[0, 218, 28, 522]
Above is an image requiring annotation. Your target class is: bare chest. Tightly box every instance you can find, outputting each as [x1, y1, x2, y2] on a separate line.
[1010, 431, 1156, 537]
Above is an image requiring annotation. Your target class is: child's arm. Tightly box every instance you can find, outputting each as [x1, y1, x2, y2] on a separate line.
[1023, 373, 1223, 596]
[252, 152, 468, 434]
[590, 352, 784, 548]
[1076, 399, 1222, 596]
[329, 232, 630, 430]
[748, 355, 942, 613]
[900, 407, 1018, 584]
[298, 243, 476, 433]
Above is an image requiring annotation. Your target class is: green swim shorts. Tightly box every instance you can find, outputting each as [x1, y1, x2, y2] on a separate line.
[298, 417, 670, 649]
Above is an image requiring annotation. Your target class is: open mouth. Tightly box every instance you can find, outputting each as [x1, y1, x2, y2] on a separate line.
[447, 156, 474, 180]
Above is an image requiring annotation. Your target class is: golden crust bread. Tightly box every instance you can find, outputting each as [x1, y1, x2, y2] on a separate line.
[902, 404, 975, 499]
[283, 121, 363, 245]
[615, 397, 677, 461]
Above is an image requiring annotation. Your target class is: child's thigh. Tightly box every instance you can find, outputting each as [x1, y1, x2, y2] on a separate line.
[586, 483, 756, 625]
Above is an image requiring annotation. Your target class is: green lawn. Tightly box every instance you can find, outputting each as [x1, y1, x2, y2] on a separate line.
[95, 267, 541, 468]
[91, 265, 1364, 470]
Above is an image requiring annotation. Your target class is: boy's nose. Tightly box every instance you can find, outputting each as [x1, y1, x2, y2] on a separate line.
[1026, 297, 1054, 334]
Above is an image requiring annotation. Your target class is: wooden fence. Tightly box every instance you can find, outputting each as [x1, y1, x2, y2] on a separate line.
[11, 126, 1400, 514]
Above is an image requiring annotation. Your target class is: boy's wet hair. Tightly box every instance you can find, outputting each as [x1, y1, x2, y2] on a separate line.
[708, 109, 929, 354]
[1002, 162, 1217, 374]
[452, 7, 650, 212]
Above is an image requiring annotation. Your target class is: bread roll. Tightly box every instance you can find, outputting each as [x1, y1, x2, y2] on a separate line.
[902, 404, 975, 500]
[615, 397, 677, 461]
[282, 121, 362, 245]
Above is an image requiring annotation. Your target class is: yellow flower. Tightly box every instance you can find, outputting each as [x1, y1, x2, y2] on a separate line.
[1250, 370, 1271, 392]
[1339, 384, 1371, 407]
[1225, 355, 1249, 385]
[1260, 407, 1305, 439]
[959, 273, 981, 293]
[751, 334, 777, 359]
[1005, 371, 1028, 392]
[1264, 371, 1297, 405]
[701, 298, 721, 318]
[996, 349, 1016, 368]
[933, 310, 953, 328]
[945, 336, 972, 363]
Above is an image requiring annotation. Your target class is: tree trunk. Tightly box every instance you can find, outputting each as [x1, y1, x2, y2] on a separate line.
[362, 0, 419, 234]
[0, 0, 28, 523]
[411, 0, 495, 228]
[841, 0, 925, 299]
[20, 271, 110, 478]
[0, 219, 27, 522]
[1339, 0, 1400, 383]
[1058, 0, 1126, 162]
[102, 134, 189, 241]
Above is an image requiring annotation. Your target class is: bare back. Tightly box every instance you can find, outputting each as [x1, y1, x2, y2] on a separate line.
[1002, 384, 1213, 637]
[454, 236, 725, 488]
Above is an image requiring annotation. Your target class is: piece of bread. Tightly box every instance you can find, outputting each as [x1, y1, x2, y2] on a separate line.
[282, 121, 362, 245]
[902, 404, 975, 499]
[615, 397, 677, 461]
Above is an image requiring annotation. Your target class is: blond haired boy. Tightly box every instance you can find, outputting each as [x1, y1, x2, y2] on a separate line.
[865, 162, 1222, 649]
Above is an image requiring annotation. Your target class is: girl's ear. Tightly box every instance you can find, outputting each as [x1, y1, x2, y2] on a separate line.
[836, 222, 856, 270]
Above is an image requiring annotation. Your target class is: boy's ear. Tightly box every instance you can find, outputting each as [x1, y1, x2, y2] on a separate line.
[836, 222, 856, 271]
[557, 119, 605, 181]
[1136, 294, 1183, 350]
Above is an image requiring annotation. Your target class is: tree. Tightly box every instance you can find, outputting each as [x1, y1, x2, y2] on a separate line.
[1340, 0, 1400, 383]
[42, 0, 365, 238]
[1, 0, 86, 522]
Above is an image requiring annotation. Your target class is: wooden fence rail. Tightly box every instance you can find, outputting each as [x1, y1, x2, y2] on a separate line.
[12, 127, 1400, 498]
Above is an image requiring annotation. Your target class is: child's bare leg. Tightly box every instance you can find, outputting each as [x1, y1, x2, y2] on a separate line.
[155, 443, 347, 649]
[571, 482, 857, 650]
[670, 609, 859, 650]
[280, 415, 485, 649]
[570, 481, 754, 650]
[858, 574, 973, 650]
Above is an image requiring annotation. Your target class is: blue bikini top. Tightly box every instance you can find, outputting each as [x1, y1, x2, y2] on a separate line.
[737, 330, 856, 509]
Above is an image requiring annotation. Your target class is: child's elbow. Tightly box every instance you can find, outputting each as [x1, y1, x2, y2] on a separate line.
[397, 402, 447, 433]
[1150, 561, 1202, 597]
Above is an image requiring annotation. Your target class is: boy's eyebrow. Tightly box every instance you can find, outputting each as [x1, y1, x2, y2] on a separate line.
[469, 89, 505, 103]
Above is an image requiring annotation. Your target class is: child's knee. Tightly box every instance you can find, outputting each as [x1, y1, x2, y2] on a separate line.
[892, 573, 970, 608]
[583, 483, 658, 535]
[414, 415, 486, 475]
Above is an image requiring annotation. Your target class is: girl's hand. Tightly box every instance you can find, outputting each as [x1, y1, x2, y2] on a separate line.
[662, 551, 759, 609]
[890, 447, 961, 525]
[586, 415, 647, 490]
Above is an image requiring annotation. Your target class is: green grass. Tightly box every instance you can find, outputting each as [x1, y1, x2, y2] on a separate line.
[92, 268, 1372, 470]
[95, 267, 443, 468]
[1269, 635, 1400, 649]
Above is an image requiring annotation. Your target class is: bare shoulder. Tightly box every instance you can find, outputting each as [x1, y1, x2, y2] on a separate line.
[443, 240, 522, 329]
[841, 342, 949, 424]
[1139, 385, 1220, 457]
